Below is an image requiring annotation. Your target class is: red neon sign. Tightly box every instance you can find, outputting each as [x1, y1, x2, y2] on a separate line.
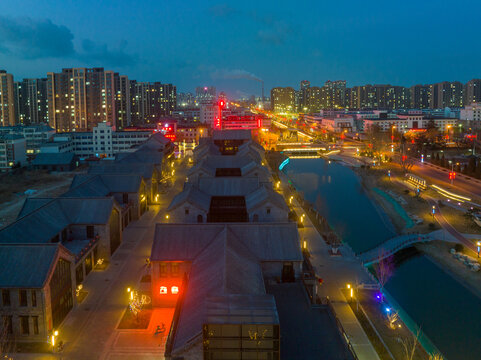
[215, 117, 221, 129]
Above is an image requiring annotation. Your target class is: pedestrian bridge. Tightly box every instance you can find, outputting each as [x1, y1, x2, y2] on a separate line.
[357, 233, 433, 266]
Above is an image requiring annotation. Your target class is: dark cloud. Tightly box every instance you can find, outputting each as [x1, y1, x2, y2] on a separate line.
[0, 16, 136, 67]
[0, 16, 75, 58]
[253, 14, 294, 45]
[80, 39, 136, 67]
[210, 68, 262, 82]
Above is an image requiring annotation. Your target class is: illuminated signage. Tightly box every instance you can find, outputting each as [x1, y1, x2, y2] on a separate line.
[160, 285, 180, 295]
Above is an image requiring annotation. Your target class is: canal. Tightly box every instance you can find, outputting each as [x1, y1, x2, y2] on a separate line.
[283, 157, 481, 360]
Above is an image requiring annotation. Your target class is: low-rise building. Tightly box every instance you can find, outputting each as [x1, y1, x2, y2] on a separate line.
[31, 153, 76, 172]
[39, 122, 153, 159]
[0, 197, 122, 285]
[88, 162, 161, 205]
[460, 103, 481, 130]
[363, 113, 457, 133]
[0, 244, 76, 343]
[0, 134, 27, 171]
[64, 174, 147, 222]
[150, 222, 303, 359]
[167, 177, 288, 223]
[187, 154, 271, 183]
[321, 116, 354, 133]
[0, 125, 55, 156]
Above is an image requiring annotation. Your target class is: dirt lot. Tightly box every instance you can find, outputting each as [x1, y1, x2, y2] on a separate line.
[0, 170, 77, 227]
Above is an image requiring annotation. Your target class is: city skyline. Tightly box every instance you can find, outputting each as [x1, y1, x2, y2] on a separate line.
[1, 1, 480, 97]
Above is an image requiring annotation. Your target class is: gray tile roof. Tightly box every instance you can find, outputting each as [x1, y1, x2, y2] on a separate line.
[151, 223, 302, 262]
[64, 174, 143, 197]
[197, 177, 261, 196]
[0, 244, 65, 288]
[0, 197, 115, 244]
[169, 226, 277, 355]
[88, 162, 156, 180]
[167, 184, 211, 212]
[32, 152, 75, 166]
[245, 186, 289, 212]
[187, 154, 267, 178]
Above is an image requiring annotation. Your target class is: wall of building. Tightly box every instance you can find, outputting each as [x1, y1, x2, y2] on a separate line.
[169, 202, 208, 224]
[249, 202, 288, 222]
[151, 261, 190, 307]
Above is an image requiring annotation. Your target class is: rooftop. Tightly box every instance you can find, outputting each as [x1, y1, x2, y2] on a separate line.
[0, 197, 115, 245]
[0, 243, 70, 288]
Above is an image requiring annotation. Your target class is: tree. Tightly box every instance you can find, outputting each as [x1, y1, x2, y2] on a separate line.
[467, 157, 476, 175]
[374, 251, 394, 296]
[400, 328, 421, 360]
[387, 310, 399, 329]
[425, 120, 439, 145]
[401, 156, 415, 173]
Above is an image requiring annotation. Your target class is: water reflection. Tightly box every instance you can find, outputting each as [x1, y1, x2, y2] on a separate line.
[284, 158, 481, 360]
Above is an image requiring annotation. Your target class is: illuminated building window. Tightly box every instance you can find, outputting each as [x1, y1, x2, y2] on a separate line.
[160, 286, 168, 294]
[171, 263, 179, 276]
[160, 263, 168, 277]
[171, 286, 179, 294]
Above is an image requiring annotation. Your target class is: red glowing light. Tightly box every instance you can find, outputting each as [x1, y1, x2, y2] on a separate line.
[160, 285, 180, 295]
[215, 117, 221, 129]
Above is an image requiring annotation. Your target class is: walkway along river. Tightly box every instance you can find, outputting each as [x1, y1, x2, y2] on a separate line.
[283, 157, 481, 360]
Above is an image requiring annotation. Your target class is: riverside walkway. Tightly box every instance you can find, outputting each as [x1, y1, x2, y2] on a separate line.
[278, 171, 381, 360]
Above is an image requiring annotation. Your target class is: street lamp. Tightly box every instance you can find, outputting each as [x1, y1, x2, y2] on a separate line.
[391, 125, 396, 152]
[51, 330, 59, 351]
[289, 196, 293, 204]
[432, 205, 436, 220]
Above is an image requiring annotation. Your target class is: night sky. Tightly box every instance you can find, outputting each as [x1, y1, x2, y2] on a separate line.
[0, 0, 480, 97]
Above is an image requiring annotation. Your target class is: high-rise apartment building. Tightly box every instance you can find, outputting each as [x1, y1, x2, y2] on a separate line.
[195, 86, 216, 104]
[322, 80, 347, 109]
[130, 81, 176, 125]
[299, 80, 310, 111]
[14, 78, 49, 125]
[306, 86, 322, 112]
[114, 75, 131, 129]
[177, 92, 196, 108]
[0, 70, 16, 126]
[47, 68, 118, 132]
[349, 85, 408, 110]
[410, 85, 431, 109]
[270, 87, 296, 113]
[464, 79, 481, 105]
[430, 81, 464, 108]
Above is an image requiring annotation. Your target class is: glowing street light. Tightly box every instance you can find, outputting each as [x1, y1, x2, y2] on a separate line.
[289, 196, 294, 204]
[432, 205, 436, 220]
[51, 330, 59, 351]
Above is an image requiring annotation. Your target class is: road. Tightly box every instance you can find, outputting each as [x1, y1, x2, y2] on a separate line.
[13, 160, 188, 360]
[410, 161, 481, 201]
[429, 199, 477, 253]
